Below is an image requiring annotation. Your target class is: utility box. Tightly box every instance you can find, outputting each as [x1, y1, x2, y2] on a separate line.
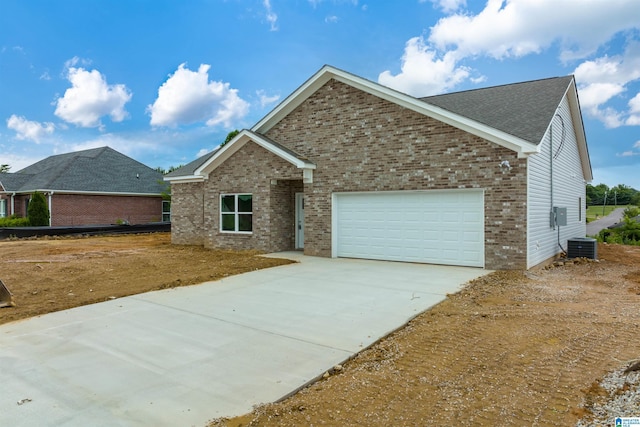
[552, 207, 567, 227]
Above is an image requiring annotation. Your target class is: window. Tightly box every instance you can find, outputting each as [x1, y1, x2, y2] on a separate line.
[0, 199, 6, 218]
[162, 200, 171, 222]
[221, 194, 252, 233]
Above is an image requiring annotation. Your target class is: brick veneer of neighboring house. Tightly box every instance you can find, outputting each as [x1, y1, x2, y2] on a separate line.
[50, 194, 162, 226]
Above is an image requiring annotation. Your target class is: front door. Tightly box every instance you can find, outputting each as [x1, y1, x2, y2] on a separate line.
[295, 193, 304, 249]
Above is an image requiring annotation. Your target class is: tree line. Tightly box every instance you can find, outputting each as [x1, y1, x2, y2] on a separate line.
[587, 183, 640, 206]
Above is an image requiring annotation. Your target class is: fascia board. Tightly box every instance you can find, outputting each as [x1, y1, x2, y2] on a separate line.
[254, 65, 537, 157]
[567, 79, 593, 182]
[7, 189, 162, 197]
[195, 130, 316, 179]
[163, 175, 205, 184]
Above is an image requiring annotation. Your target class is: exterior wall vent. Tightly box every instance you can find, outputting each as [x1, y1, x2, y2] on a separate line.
[567, 237, 597, 259]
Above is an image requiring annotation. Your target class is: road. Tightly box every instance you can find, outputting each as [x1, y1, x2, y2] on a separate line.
[586, 207, 625, 236]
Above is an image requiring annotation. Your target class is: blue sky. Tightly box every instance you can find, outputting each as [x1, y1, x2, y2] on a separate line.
[1, 0, 639, 189]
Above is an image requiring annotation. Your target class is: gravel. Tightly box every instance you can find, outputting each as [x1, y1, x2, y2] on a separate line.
[576, 362, 640, 426]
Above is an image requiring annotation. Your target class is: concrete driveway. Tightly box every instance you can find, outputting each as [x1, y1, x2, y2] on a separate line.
[1, 253, 489, 427]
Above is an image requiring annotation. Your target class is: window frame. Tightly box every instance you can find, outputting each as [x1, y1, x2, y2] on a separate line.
[0, 199, 6, 218]
[220, 193, 253, 234]
[162, 200, 171, 222]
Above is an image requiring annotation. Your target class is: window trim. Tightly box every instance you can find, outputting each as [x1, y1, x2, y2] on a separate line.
[220, 193, 253, 234]
[162, 200, 171, 222]
[0, 199, 6, 218]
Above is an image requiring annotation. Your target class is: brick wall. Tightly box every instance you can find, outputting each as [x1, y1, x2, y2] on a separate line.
[202, 142, 303, 252]
[264, 79, 528, 269]
[50, 194, 162, 226]
[170, 181, 205, 245]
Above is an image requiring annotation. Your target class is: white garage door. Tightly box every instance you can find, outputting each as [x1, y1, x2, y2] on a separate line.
[335, 190, 484, 267]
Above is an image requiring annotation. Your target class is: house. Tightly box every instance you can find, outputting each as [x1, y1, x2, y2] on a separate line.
[165, 66, 592, 270]
[0, 147, 169, 226]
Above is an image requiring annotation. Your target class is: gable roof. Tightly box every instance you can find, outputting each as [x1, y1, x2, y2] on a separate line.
[165, 130, 316, 183]
[421, 76, 574, 145]
[0, 147, 165, 195]
[164, 148, 220, 179]
[167, 65, 591, 181]
[252, 65, 545, 158]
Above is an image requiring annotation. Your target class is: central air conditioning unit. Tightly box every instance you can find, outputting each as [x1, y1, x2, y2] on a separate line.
[567, 237, 597, 259]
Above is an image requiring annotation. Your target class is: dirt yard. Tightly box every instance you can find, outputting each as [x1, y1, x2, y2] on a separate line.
[0, 233, 292, 325]
[1, 234, 639, 426]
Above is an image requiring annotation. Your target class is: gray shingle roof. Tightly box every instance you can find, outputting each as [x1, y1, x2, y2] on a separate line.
[421, 76, 574, 145]
[0, 147, 165, 194]
[164, 148, 220, 178]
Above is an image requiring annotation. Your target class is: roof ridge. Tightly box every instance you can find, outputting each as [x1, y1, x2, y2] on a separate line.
[421, 75, 573, 100]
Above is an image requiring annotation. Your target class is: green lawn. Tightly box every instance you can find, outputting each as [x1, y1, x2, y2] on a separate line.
[586, 205, 627, 222]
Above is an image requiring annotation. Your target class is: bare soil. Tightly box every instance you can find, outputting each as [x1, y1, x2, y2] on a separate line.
[1, 234, 639, 426]
[0, 233, 292, 325]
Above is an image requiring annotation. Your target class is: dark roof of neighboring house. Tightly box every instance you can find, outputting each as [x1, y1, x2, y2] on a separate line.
[609, 215, 640, 229]
[421, 76, 574, 145]
[0, 147, 165, 194]
[164, 148, 220, 178]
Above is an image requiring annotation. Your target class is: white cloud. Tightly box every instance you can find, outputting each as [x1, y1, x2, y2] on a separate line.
[429, 0, 639, 61]
[380, 0, 640, 123]
[256, 89, 281, 107]
[6, 115, 55, 143]
[196, 148, 211, 158]
[427, 0, 466, 13]
[325, 15, 339, 23]
[378, 36, 471, 96]
[54, 63, 132, 128]
[573, 41, 640, 127]
[626, 92, 640, 125]
[148, 63, 249, 128]
[263, 0, 278, 31]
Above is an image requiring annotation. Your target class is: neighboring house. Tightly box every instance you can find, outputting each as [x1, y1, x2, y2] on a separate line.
[0, 147, 168, 226]
[165, 66, 592, 270]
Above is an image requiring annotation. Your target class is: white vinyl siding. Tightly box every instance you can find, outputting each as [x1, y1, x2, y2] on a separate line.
[333, 190, 484, 267]
[527, 95, 587, 268]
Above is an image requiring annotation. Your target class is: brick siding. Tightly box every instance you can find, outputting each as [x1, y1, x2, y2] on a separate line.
[50, 194, 162, 226]
[170, 182, 205, 245]
[264, 80, 528, 269]
[201, 142, 303, 252]
[0, 193, 162, 226]
[171, 79, 528, 269]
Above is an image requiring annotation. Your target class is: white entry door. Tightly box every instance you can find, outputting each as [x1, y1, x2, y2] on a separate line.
[295, 193, 304, 249]
[334, 190, 484, 267]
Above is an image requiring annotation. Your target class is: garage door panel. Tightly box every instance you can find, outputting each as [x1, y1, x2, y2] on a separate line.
[335, 191, 484, 267]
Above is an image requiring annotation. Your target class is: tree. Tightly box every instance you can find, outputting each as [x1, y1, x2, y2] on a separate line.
[586, 183, 609, 206]
[0, 164, 10, 173]
[220, 129, 239, 147]
[27, 191, 50, 226]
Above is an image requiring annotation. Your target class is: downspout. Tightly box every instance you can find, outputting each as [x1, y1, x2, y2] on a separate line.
[11, 192, 15, 216]
[48, 191, 54, 226]
[549, 121, 554, 228]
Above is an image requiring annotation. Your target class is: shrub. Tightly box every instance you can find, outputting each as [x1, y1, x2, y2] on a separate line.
[0, 215, 30, 227]
[27, 191, 50, 226]
[623, 206, 640, 220]
[598, 217, 640, 246]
